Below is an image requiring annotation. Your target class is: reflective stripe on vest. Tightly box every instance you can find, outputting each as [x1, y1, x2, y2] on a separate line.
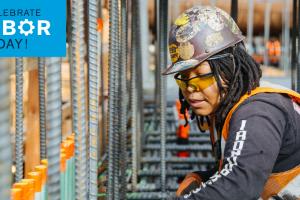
[220, 87, 300, 199]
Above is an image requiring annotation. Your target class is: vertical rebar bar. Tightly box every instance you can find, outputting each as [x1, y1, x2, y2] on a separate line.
[15, 58, 24, 182]
[154, 0, 160, 127]
[264, 1, 271, 67]
[113, 1, 121, 198]
[292, 0, 298, 90]
[98, 0, 106, 159]
[296, 0, 300, 92]
[231, 0, 238, 22]
[107, 0, 121, 199]
[157, 0, 168, 197]
[131, 0, 138, 191]
[0, 59, 12, 200]
[71, 0, 88, 198]
[120, 0, 128, 199]
[38, 58, 47, 160]
[135, 0, 143, 181]
[46, 58, 62, 200]
[209, 0, 217, 6]
[88, 0, 99, 198]
[282, 0, 290, 74]
[247, 0, 254, 55]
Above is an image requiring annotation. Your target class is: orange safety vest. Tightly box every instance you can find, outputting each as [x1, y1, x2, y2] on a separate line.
[220, 87, 300, 199]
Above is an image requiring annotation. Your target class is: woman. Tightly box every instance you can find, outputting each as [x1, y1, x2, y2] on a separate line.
[163, 6, 300, 200]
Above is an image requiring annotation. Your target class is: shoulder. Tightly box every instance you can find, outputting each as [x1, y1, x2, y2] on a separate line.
[234, 92, 293, 117]
[229, 92, 293, 130]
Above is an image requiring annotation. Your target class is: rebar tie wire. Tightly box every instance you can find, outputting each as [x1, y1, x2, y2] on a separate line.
[15, 57, 24, 183]
[0, 60, 12, 200]
[71, 0, 88, 198]
[46, 58, 62, 200]
[88, 0, 100, 198]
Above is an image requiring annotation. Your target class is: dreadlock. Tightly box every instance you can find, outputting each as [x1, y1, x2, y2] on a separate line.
[179, 42, 262, 134]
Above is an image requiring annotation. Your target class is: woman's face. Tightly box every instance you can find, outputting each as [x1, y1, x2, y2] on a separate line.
[178, 61, 221, 116]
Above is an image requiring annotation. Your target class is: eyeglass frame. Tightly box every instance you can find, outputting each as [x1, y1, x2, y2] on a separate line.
[174, 53, 234, 81]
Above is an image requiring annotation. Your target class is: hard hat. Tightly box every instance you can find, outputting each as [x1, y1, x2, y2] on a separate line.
[163, 6, 245, 75]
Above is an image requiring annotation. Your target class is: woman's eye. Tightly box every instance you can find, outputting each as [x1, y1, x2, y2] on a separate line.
[180, 74, 188, 79]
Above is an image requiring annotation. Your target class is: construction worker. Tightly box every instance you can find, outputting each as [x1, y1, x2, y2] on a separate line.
[163, 6, 300, 200]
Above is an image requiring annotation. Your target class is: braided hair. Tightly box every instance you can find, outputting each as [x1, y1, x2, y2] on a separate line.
[179, 42, 262, 134]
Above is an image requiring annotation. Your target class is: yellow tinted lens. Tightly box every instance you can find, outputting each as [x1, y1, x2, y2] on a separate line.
[189, 76, 215, 91]
[175, 79, 187, 90]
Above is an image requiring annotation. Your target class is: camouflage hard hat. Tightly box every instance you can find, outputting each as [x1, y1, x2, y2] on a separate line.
[162, 6, 245, 75]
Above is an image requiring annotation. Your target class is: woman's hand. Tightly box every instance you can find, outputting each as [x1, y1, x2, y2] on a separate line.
[176, 172, 202, 197]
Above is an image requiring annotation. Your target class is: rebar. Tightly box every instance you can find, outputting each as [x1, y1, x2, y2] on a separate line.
[136, 0, 144, 175]
[130, 0, 138, 191]
[263, 1, 271, 67]
[139, 170, 193, 177]
[153, 0, 161, 128]
[113, 0, 121, 198]
[71, 0, 88, 198]
[142, 157, 214, 163]
[120, 0, 129, 199]
[209, 0, 217, 6]
[144, 144, 211, 151]
[38, 58, 47, 160]
[127, 192, 171, 199]
[0, 59, 12, 200]
[292, 0, 298, 90]
[15, 57, 24, 182]
[231, 0, 238, 22]
[107, 0, 121, 199]
[247, 0, 254, 55]
[157, 0, 168, 196]
[99, 0, 106, 158]
[88, 0, 99, 199]
[297, 0, 300, 92]
[282, 0, 290, 73]
[46, 58, 62, 200]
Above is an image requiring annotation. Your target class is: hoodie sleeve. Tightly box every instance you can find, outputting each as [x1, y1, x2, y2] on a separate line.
[171, 98, 286, 200]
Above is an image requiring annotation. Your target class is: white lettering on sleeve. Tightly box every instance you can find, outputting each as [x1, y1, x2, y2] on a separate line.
[183, 120, 247, 198]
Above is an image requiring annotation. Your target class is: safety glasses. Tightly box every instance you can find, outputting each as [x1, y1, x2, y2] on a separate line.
[174, 53, 233, 92]
[174, 72, 215, 92]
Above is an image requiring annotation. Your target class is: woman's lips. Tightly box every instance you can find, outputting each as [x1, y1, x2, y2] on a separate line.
[188, 99, 205, 108]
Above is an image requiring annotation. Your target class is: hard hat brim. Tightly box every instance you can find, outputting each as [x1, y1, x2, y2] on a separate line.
[162, 35, 245, 75]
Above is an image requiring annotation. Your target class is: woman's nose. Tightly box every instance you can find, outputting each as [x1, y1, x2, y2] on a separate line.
[186, 84, 197, 93]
